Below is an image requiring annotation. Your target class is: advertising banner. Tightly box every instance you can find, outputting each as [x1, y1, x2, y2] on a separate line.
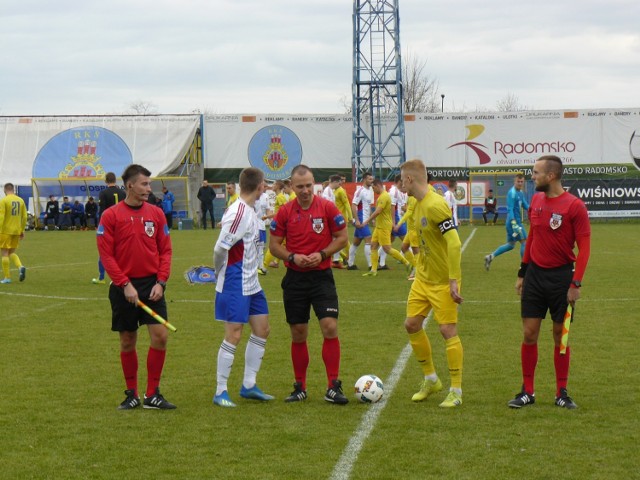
[0, 115, 200, 185]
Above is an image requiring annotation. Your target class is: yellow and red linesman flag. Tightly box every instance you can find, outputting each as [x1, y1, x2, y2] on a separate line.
[137, 299, 177, 333]
[560, 303, 573, 355]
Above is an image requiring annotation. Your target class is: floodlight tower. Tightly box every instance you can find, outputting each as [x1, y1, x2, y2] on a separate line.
[352, 0, 406, 181]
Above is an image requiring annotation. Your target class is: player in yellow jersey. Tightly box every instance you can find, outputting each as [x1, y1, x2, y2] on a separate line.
[284, 179, 296, 201]
[400, 159, 464, 407]
[216, 181, 240, 228]
[333, 175, 353, 266]
[263, 180, 289, 268]
[394, 194, 419, 279]
[0, 183, 28, 284]
[362, 179, 411, 276]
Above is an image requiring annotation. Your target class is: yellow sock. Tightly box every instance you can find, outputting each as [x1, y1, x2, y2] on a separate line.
[409, 330, 436, 376]
[1, 257, 10, 279]
[388, 247, 409, 266]
[340, 241, 350, 261]
[263, 250, 275, 267]
[404, 249, 415, 266]
[445, 335, 464, 390]
[370, 249, 379, 272]
[9, 253, 22, 268]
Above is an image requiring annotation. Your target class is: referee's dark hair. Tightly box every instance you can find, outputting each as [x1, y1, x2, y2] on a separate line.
[122, 164, 152, 187]
[291, 164, 313, 178]
[538, 155, 563, 179]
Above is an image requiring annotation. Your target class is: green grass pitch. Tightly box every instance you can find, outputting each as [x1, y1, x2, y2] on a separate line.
[0, 224, 638, 479]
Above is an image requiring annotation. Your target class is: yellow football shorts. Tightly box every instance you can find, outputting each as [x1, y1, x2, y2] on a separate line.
[0, 233, 19, 249]
[406, 230, 419, 248]
[371, 226, 393, 246]
[406, 278, 460, 324]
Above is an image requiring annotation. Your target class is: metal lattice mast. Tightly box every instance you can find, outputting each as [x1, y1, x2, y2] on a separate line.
[352, 0, 406, 181]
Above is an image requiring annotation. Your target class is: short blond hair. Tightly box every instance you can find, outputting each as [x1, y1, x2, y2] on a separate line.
[401, 159, 427, 182]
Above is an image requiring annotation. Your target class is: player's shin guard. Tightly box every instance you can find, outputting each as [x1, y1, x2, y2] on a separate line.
[120, 350, 138, 396]
[445, 336, 463, 390]
[291, 341, 309, 389]
[9, 253, 22, 268]
[493, 242, 514, 257]
[404, 249, 415, 266]
[370, 249, 379, 272]
[408, 330, 436, 376]
[554, 345, 570, 397]
[522, 343, 538, 394]
[263, 250, 275, 268]
[340, 242, 350, 262]
[216, 340, 236, 395]
[146, 347, 166, 398]
[364, 243, 372, 267]
[322, 337, 341, 387]
[1, 257, 9, 279]
[244, 335, 266, 388]
[348, 244, 357, 266]
[98, 258, 106, 280]
[389, 247, 409, 266]
[378, 247, 387, 266]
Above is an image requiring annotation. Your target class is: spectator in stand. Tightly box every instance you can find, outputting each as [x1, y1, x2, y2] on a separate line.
[197, 180, 216, 229]
[71, 200, 86, 229]
[43, 195, 59, 228]
[85, 197, 98, 228]
[59, 196, 73, 229]
[483, 189, 499, 225]
[161, 186, 175, 229]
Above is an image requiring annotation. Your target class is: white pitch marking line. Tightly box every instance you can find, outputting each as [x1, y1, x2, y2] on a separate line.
[329, 228, 477, 480]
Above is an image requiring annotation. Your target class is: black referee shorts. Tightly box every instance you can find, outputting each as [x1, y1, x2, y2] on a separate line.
[109, 275, 168, 332]
[521, 263, 573, 323]
[281, 268, 339, 324]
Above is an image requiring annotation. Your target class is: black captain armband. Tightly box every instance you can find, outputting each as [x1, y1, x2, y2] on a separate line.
[438, 218, 456, 235]
[517, 262, 529, 278]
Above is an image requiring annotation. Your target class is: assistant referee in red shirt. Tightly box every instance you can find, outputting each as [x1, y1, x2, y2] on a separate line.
[269, 164, 349, 405]
[508, 155, 591, 410]
[97, 164, 176, 410]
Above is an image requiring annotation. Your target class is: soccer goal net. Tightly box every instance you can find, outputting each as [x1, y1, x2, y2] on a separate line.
[468, 171, 524, 225]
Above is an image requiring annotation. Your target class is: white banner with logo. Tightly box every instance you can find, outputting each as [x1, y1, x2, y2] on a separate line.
[204, 109, 640, 175]
[204, 114, 353, 179]
[0, 115, 200, 184]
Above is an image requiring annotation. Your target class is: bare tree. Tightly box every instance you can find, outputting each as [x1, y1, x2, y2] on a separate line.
[495, 93, 530, 112]
[125, 100, 159, 115]
[401, 50, 441, 113]
[338, 94, 352, 115]
[340, 49, 441, 114]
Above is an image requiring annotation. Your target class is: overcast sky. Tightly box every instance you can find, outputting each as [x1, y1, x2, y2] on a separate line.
[1, 0, 639, 116]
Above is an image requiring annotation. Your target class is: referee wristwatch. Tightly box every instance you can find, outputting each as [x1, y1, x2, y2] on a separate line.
[288, 253, 296, 264]
[156, 280, 167, 290]
[571, 280, 582, 288]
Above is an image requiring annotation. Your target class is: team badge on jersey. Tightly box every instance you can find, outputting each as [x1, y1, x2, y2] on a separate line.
[550, 213, 563, 230]
[312, 217, 325, 233]
[144, 221, 155, 237]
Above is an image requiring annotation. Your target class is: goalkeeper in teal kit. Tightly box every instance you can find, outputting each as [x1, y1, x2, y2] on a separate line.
[484, 174, 529, 271]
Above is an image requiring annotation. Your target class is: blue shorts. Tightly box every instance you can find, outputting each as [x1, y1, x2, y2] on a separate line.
[506, 221, 527, 242]
[215, 289, 269, 324]
[392, 213, 407, 237]
[354, 210, 371, 238]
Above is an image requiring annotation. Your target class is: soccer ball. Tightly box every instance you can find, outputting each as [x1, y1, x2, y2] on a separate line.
[354, 374, 384, 403]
